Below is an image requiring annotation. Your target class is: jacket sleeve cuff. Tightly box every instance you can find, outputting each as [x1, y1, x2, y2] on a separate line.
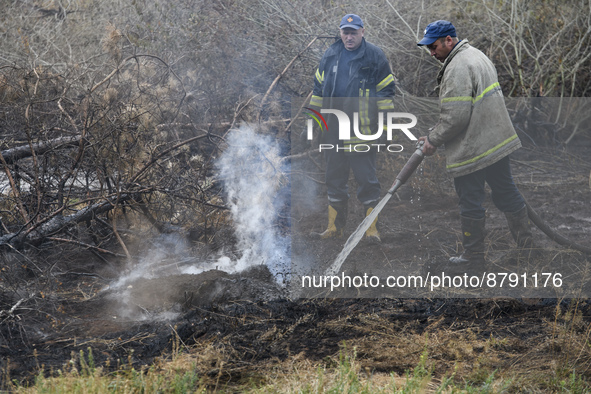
[309, 94, 323, 109]
[427, 133, 442, 147]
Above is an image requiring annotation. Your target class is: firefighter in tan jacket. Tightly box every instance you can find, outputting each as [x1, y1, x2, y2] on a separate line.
[417, 20, 533, 266]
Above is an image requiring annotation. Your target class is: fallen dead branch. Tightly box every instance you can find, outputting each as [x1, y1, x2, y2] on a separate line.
[0, 135, 82, 164]
[280, 149, 320, 163]
[0, 294, 36, 322]
[0, 193, 138, 249]
[46, 237, 127, 257]
[0, 298, 25, 320]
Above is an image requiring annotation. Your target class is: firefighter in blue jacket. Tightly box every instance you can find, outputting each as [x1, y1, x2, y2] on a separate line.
[309, 14, 395, 242]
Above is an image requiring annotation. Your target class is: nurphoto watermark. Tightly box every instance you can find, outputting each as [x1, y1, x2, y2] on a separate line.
[304, 107, 418, 153]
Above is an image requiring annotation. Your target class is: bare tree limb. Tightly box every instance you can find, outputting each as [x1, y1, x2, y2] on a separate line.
[0, 193, 137, 248]
[282, 89, 313, 136]
[258, 36, 319, 122]
[129, 133, 210, 185]
[47, 237, 127, 257]
[0, 151, 30, 224]
[0, 135, 82, 164]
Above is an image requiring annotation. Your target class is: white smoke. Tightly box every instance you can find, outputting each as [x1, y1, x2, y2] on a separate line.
[111, 233, 192, 289]
[105, 125, 290, 320]
[183, 125, 290, 282]
[105, 233, 193, 321]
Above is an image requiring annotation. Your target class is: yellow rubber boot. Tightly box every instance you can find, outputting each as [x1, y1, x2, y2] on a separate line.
[311, 202, 347, 239]
[365, 207, 381, 243]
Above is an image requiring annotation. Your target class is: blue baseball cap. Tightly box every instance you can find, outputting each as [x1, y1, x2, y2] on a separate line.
[340, 14, 363, 30]
[417, 20, 457, 46]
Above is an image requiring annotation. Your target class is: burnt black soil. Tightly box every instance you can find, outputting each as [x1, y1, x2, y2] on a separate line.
[1, 136, 591, 388]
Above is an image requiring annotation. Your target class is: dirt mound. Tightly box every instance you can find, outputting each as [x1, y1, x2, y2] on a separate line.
[61, 264, 287, 327]
[102, 265, 287, 320]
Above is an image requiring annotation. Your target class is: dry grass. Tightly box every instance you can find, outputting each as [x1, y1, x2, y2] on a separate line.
[9, 298, 591, 393]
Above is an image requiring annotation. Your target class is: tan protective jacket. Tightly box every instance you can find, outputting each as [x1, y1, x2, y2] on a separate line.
[428, 40, 521, 177]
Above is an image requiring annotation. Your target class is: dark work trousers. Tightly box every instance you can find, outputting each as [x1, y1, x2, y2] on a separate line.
[453, 155, 525, 219]
[324, 148, 381, 205]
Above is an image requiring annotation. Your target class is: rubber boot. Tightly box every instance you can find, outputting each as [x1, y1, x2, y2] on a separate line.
[504, 205, 534, 249]
[449, 215, 486, 265]
[364, 203, 381, 243]
[311, 201, 348, 239]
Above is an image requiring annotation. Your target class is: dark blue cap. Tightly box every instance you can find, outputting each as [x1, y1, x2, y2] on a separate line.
[340, 14, 363, 30]
[417, 20, 456, 46]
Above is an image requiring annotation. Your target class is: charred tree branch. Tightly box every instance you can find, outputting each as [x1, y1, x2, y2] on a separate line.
[0, 135, 82, 164]
[0, 193, 138, 249]
[46, 237, 127, 257]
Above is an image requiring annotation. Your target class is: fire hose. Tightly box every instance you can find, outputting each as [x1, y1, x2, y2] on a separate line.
[525, 202, 591, 254]
[326, 142, 426, 276]
[325, 142, 591, 276]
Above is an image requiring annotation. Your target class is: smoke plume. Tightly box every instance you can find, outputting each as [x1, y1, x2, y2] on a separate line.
[184, 125, 290, 281]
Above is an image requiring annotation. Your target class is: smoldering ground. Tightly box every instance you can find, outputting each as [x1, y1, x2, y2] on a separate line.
[1, 130, 591, 390]
[84, 126, 291, 323]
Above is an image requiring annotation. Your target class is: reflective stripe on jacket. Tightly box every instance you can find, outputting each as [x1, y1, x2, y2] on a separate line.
[310, 39, 395, 151]
[428, 40, 521, 177]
